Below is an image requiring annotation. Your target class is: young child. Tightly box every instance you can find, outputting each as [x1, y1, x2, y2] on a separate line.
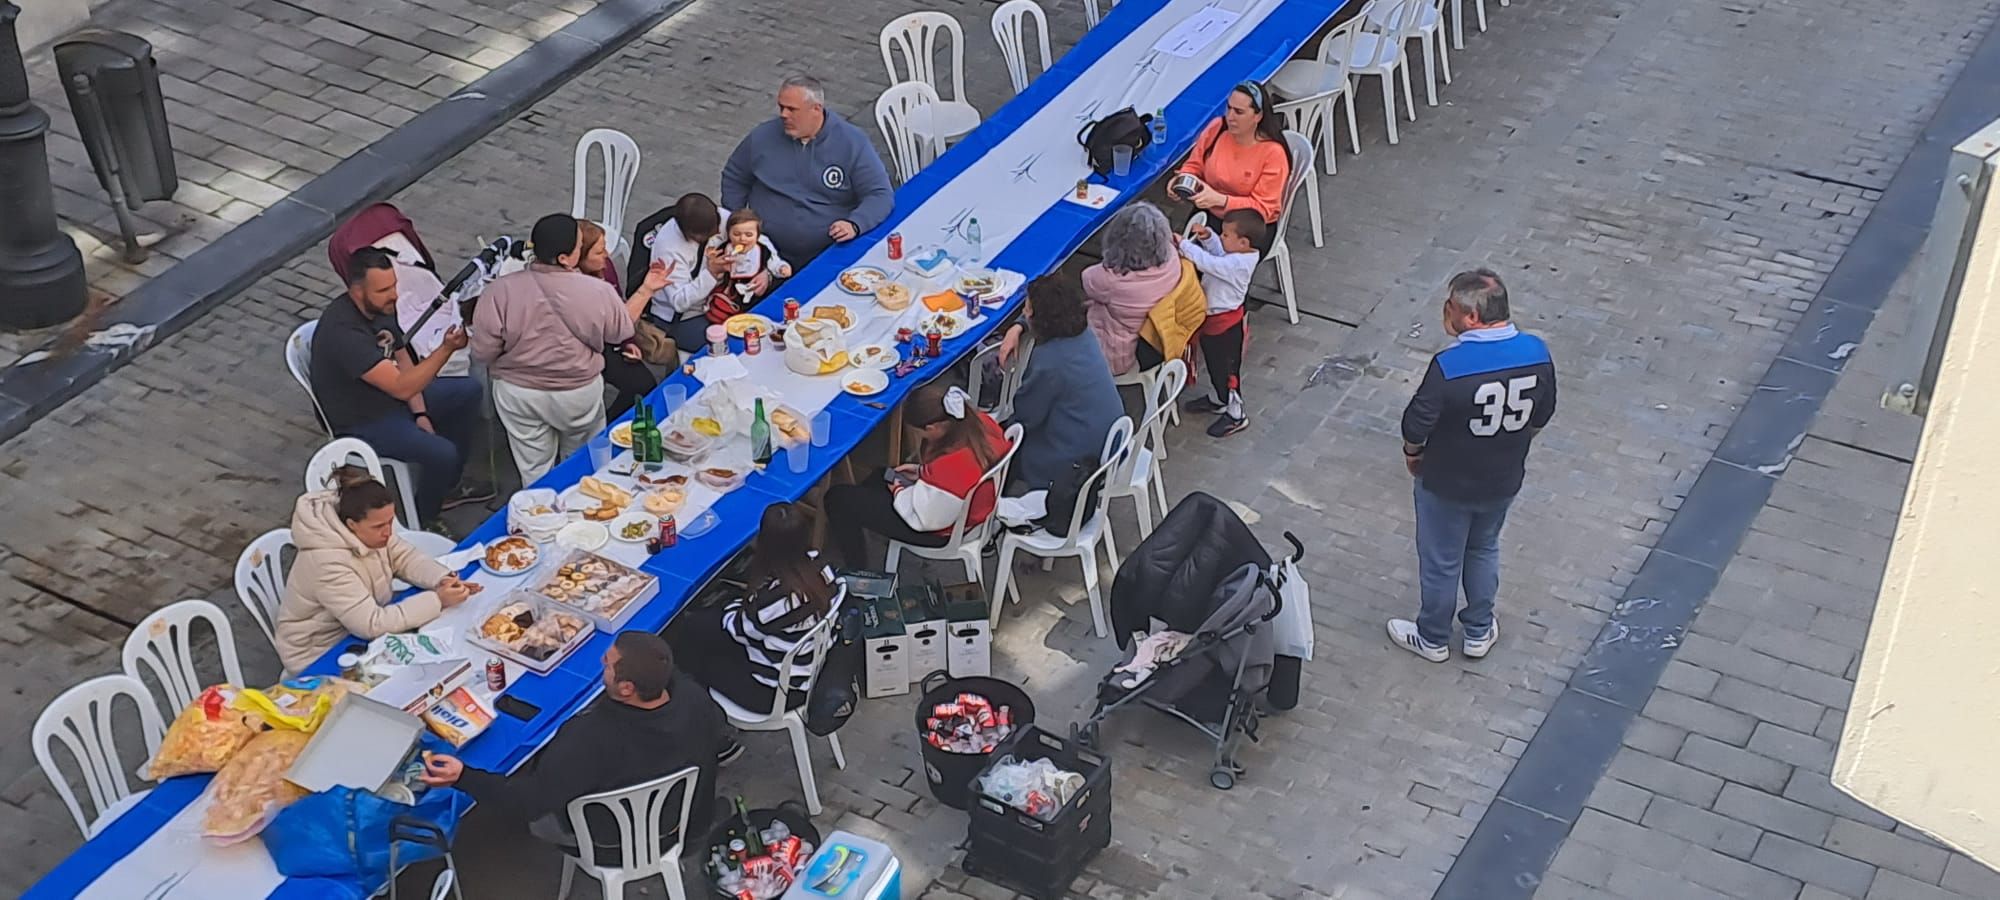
[1176, 209, 1265, 438]
[704, 207, 794, 324]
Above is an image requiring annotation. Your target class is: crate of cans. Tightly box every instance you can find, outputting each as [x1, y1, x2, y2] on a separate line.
[913, 673, 1037, 809]
[963, 726, 1111, 899]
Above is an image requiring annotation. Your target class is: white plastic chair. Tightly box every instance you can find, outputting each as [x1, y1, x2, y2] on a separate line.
[236, 528, 294, 649]
[991, 0, 1052, 95]
[1366, 0, 1450, 106]
[991, 417, 1131, 637]
[122, 599, 245, 719]
[304, 436, 422, 531]
[888, 423, 1024, 586]
[875, 81, 946, 186]
[555, 765, 700, 900]
[288, 322, 424, 528]
[1450, 0, 1488, 50]
[431, 869, 459, 900]
[1101, 360, 1185, 539]
[1083, 0, 1119, 28]
[1272, 105, 1328, 250]
[966, 331, 1034, 422]
[1331, 0, 1419, 145]
[710, 612, 846, 815]
[1262, 131, 1319, 325]
[880, 12, 982, 144]
[35, 674, 165, 838]
[571, 129, 641, 263]
[1270, 16, 1360, 168]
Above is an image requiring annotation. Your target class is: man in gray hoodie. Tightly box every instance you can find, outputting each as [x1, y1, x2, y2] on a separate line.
[722, 75, 895, 268]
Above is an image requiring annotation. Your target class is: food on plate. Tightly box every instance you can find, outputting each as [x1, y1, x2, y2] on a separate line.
[697, 466, 745, 490]
[421, 687, 495, 747]
[691, 416, 724, 437]
[609, 421, 632, 448]
[485, 536, 539, 574]
[812, 304, 854, 329]
[149, 685, 258, 780]
[957, 271, 997, 297]
[643, 487, 685, 515]
[922, 290, 965, 313]
[635, 471, 688, 488]
[583, 502, 620, 522]
[477, 600, 589, 663]
[847, 379, 880, 395]
[770, 408, 810, 444]
[578, 477, 632, 507]
[203, 729, 313, 843]
[526, 504, 557, 516]
[724, 313, 775, 338]
[851, 343, 895, 368]
[533, 552, 653, 619]
[479, 608, 527, 643]
[838, 266, 887, 293]
[875, 282, 912, 310]
[619, 519, 652, 540]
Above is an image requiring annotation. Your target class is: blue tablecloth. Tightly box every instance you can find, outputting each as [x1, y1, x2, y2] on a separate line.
[26, 0, 1345, 895]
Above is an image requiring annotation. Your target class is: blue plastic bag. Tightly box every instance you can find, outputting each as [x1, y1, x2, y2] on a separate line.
[263, 785, 470, 897]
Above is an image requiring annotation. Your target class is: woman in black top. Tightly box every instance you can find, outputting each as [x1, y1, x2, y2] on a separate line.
[669, 502, 844, 713]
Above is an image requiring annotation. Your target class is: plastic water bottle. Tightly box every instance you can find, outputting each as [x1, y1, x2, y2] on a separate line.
[1151, 107, 1168, 147]
[965, 217, 983, 264]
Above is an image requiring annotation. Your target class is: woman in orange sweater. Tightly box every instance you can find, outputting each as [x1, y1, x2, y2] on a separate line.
[1174, 81, 1291, 251]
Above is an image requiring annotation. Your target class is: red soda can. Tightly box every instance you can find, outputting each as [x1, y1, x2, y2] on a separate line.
[744, 327, 762, 355]
[896, 326, 915, 345]
[888, 232, 904, 260]
[925, 327, 943, 358]
[784, 298, 800, 322]
[659, 515, 679, 548]
[996, 705, 1013, 728]
[485, 658, 507, 691]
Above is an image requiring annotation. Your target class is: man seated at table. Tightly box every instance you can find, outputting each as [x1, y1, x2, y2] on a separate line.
[311, 248, 492, 525]
[420, 632, 725, 862]
[721, 74, 894, 268]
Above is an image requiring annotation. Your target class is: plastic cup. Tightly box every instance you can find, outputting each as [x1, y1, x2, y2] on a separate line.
[810, 411, 832, 448]
[786, 444, 811, 474]
[661, 383, 688, 416]
[1111, 144, 1133, 177]
[588, 432, 615, 472]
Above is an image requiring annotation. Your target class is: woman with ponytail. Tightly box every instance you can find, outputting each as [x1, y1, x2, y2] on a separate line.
[823, 382, 1013, 568]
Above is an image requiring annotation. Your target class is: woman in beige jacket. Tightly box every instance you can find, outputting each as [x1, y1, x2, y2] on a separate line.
[274, 467, 478, 673]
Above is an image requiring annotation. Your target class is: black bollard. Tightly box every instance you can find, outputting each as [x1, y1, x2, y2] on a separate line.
[0, 0, 86, 330]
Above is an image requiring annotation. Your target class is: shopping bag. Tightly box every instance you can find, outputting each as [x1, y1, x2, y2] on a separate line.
[263, 785, 470, 896]
[1270, 554, 1313, 661]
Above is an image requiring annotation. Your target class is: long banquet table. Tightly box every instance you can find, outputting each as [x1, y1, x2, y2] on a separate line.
[26, 0, 1346, 895]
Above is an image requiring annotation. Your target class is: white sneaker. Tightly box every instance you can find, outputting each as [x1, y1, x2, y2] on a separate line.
[1386, 619, 1449, 662]
[1463, 622, 1498, 659]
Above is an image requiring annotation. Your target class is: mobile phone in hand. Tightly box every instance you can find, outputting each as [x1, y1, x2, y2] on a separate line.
[885, 469, 917, 488]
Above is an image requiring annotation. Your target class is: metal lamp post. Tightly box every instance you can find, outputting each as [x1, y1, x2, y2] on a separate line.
[0, 0, 86, 330]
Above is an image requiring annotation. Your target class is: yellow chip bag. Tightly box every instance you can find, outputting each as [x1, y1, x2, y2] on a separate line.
[148, 685, 259, 780]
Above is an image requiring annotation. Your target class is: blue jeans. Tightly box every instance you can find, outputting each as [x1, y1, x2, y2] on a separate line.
[1412, 479, 1514, 647]
[341, 376, 484, 522]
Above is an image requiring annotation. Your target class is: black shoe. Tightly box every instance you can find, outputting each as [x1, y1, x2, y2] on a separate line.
[1183, 396, 1225, 416]
[717, 737, 745, 767]
[441, 480, 496, 510]
[1206, 414, 1249, 438]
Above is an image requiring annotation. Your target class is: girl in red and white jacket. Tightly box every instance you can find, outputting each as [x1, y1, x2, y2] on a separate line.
[825, 383, 1012, 568]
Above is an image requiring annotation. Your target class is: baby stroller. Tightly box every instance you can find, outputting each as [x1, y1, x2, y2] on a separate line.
[1074, 492, 1308, 790]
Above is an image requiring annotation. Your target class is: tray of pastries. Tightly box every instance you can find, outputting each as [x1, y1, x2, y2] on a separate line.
[467, 594, 593, 672]
[528, 549, 659, 632]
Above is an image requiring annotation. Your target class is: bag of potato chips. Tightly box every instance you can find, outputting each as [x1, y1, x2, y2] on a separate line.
[147, 685, 260, 780]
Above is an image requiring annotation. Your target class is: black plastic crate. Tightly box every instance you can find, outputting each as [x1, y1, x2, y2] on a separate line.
[966, 726, 1112, 868]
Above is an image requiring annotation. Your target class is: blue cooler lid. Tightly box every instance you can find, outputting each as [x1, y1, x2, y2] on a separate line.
[783, 830, 898, 898]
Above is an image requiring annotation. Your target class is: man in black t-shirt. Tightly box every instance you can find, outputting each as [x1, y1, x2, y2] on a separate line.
[1391, 269, 1558, 662]
[309, 248, 487, 522]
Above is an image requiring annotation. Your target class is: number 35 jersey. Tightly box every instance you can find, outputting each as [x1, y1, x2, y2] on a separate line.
[1400, 325, 1558, 502]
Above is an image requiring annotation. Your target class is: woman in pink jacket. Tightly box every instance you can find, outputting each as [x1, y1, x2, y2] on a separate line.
[1083, 202, 1182, 375]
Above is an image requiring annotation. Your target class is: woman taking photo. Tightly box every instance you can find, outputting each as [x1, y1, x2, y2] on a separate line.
[824, 383, 1013, 568]
[1174, 81, 1291, 250]
[670, 502, 844, 714]
[1084, 201, 1193, 375]
[997, 278, 1126, 492]
[578, 219, 669, 419]
[274, 466, 478, 674]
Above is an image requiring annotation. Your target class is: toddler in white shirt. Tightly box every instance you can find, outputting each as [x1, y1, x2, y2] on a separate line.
[1176, 209, 1266, 438]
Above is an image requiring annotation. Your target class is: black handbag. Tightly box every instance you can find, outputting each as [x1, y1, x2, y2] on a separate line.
[1077, 107, 1154, 176]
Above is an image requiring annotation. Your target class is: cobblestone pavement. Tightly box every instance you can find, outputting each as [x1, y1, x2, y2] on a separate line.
[3, 0, 1999, 896]
[0, 0, 596, 365]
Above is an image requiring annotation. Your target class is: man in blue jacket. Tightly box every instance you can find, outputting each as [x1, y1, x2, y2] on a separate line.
[722, 75, 895, 269]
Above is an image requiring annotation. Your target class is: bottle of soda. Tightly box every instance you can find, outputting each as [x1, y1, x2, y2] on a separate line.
[750, 399, 773, 466]
[735, 797, 763, 855]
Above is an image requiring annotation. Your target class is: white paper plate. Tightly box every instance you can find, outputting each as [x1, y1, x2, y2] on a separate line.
[849, 343, 899, 370]
[836, 265, 888, 295]
[841, 368, 890, 396]
[555, 521, 609, 552]
[609, 512, 654, 544]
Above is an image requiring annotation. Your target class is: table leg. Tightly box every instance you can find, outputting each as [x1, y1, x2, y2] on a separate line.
[887, 401, 906, 466]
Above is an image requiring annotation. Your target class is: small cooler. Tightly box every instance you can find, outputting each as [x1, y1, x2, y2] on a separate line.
[781, 830, 901, 900]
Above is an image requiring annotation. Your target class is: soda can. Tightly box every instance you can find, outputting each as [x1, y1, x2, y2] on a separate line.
[896, 326, 915, 345]
[888, 232, 904, 260]
[659, 515, 679, 548]
[926, 328, 943, 358]
[485, 658, 507, 691]
[1075, 178, 1090, 200]
[784, 298, 800, 322]
[744, 327, 762, 355]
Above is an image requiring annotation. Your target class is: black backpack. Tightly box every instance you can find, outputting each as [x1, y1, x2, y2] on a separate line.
[804, 603, 865, 736]
[1033, 455, 1106, 538]
[1076, 107, 1154, 176]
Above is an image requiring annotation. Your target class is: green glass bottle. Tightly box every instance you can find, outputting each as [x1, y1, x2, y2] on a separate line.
[750, 399, 772, 466]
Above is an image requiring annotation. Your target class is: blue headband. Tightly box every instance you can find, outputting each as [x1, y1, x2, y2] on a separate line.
[1236, 82, 1265, 111]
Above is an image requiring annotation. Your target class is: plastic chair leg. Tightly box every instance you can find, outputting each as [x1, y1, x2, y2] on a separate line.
[1379, 75, 1399, 144]
[1438, 29, 1453, 84]
[1305, 173, 1325, 249]
[597, 871, 625, 900]
[1421, 37, 1438, 106]
[1400, 63, 1417, 122]
[1100, 522, 1120, 578]
[1274, 242, 1300, 325]
[960, 547, 982, 588]
[885, 542, 903, 575]
[1151, 464, 1169, 517]
[829, 732, 847, 769]
[991, 544, 1017, 627]
[788, 717, 823, 815]
[1080, 547, 1108, 638]
[663, 866, 689, 900]
[1452, 0, 1466, 49]
[558, 856, 577, 899]
[1133, 487, 1154, 539]
[1342, 90, 1361, 155]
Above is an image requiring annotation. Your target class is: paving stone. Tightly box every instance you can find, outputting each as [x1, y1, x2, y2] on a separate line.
[1680, 846, 1805, 900]
[1940, 856, 2000, 896]
[1710, 676, 1826, 734]
[1869, 871, 1973, 900]
[1752, 833, 1880, 898]
[1678, 735, 1793, 793]
[1713, 782, 1837, 845]
[1608, 750, 1728, 810]
[1826, 819, 1951, 884]
[1585, 777, 1653, 824]
[1643, 690, 1758, 746]
[1639, 797, 1763, 860]
[1746, 722, 1837, 772]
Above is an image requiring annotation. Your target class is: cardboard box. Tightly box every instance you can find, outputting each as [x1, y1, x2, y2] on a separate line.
[899, 585, 949, 681]
[862, 594, 910, 699]
[940, 582, 993, 678]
